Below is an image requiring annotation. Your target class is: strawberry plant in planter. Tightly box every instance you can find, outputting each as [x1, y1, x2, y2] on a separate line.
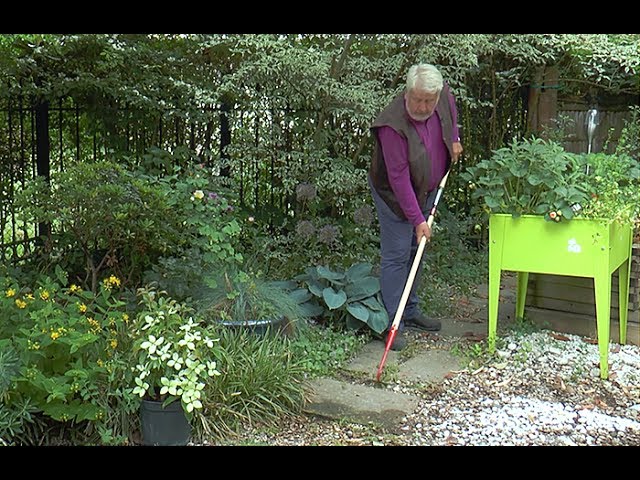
[462, 136, 640, 380]
[460, 137, 590, 221]
[461, 137, 640, 225]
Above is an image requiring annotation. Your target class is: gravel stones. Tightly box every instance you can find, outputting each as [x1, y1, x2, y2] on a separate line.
[213, 328, 640, 446]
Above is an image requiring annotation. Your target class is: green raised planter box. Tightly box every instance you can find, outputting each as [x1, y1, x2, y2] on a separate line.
[488, 213, 633, 379]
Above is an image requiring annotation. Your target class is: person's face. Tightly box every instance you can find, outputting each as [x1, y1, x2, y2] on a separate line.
[404, 88, 439, 122]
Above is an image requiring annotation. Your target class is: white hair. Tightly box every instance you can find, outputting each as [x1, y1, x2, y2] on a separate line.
[406, 64, 443, 94]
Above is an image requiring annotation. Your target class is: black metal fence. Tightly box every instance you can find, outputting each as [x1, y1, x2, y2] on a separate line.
[1, 94, 634, 265]
[0, 96, 321, 263]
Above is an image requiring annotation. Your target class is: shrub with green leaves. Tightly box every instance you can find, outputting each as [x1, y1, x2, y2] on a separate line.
[16, 160, 181, 292]
[292, 262, 388, 334]
[142, 161, 244, 298]
[0, 266, 137, 445]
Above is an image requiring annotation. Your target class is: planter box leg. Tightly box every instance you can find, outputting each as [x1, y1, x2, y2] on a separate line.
[594, 267, 612, 379]
[516, 272, 529, 321]
[488, 266, 501, 352]
[619, 259, 631, 345]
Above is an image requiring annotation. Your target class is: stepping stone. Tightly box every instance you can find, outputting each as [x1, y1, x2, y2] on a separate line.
[304, 377, 420, 431]
[397, 349, 464, 384]
[344, 341, 398, 378]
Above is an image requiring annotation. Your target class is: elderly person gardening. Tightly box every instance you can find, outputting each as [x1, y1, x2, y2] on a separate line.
[368, 63, 463, 351]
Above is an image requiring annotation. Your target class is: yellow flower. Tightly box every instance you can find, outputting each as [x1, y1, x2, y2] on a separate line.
[193, 190, 205, 200]
[110, 339, 118, 349]
[15, 299, 26, 309]
[78, 302, 88, 313]
[50, 331, 60, 340]
[87, 317, 100, 332]
[26, 293, 34, 300]
[97, 359, 104, 367]
[39, 290, 50, 301]
[122, 313, 129, 323]
[102, 275, 121, 290]
[69, 284, 81, 293]
[5, 288, 16, 298]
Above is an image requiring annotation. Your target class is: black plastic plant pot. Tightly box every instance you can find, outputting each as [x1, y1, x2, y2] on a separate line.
[219, 317, 287, 336]
[140, 399, 191, 446]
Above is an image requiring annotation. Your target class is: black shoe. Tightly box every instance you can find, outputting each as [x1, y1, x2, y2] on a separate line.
[404, 313, 441, 332]
[378, 330, 408, 351]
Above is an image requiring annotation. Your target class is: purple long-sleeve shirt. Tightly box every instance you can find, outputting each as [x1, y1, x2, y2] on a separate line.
[377, 89, 460, 226]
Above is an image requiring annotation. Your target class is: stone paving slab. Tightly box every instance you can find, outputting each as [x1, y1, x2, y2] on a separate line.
[304, 377, 420, 431]
[302, 283, 520, 431]
[398, 349, 464, 384]
[344, 341, 398, 378]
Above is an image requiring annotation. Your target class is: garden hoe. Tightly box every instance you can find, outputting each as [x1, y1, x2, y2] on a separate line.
[375, 169, 451, 383]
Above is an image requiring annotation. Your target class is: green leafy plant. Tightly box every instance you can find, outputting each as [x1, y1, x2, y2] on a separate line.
[145, 160, 244, 270]
[578, 152, 640, 225]
[461, 137, 640, 225]
[289, 322, 368, 378]
[615, 105, 640, 160]
[16, 160, 182, 292]
[142, 160, 245, 299]
[461, 137, 591, 220]
[0, 267, 137, 445]
[293, 262, 388, 334]
[130, 286, 222, 415]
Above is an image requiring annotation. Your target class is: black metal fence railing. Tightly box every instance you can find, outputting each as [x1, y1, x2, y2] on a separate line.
[0, 97, 319, 264]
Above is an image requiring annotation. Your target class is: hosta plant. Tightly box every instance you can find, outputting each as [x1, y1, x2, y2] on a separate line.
[292, 262, 388, 334]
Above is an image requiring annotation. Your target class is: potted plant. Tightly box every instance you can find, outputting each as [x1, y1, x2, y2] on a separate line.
[196, 267, 308, 337]
[130, 285, 222, 446]
[461, 137, 640, 379]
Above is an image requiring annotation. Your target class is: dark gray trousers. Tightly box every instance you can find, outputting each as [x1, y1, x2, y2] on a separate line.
[368, 175, 437, 332]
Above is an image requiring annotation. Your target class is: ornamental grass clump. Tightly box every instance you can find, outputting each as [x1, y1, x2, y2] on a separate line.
[192, 324, 308, 441]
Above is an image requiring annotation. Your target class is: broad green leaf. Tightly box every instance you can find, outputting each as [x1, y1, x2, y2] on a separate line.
[346, 302, 369, 322]
[367, 310, 389, 334]
[361, 296, 384, 311]
[322, 287, 347, 310]
[306, 279, 324, 297]
[344, 276, 380, 301]
[485, 196, 502, 209]
[317, 266, 345, 284]
[345, 263, 373, 282]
